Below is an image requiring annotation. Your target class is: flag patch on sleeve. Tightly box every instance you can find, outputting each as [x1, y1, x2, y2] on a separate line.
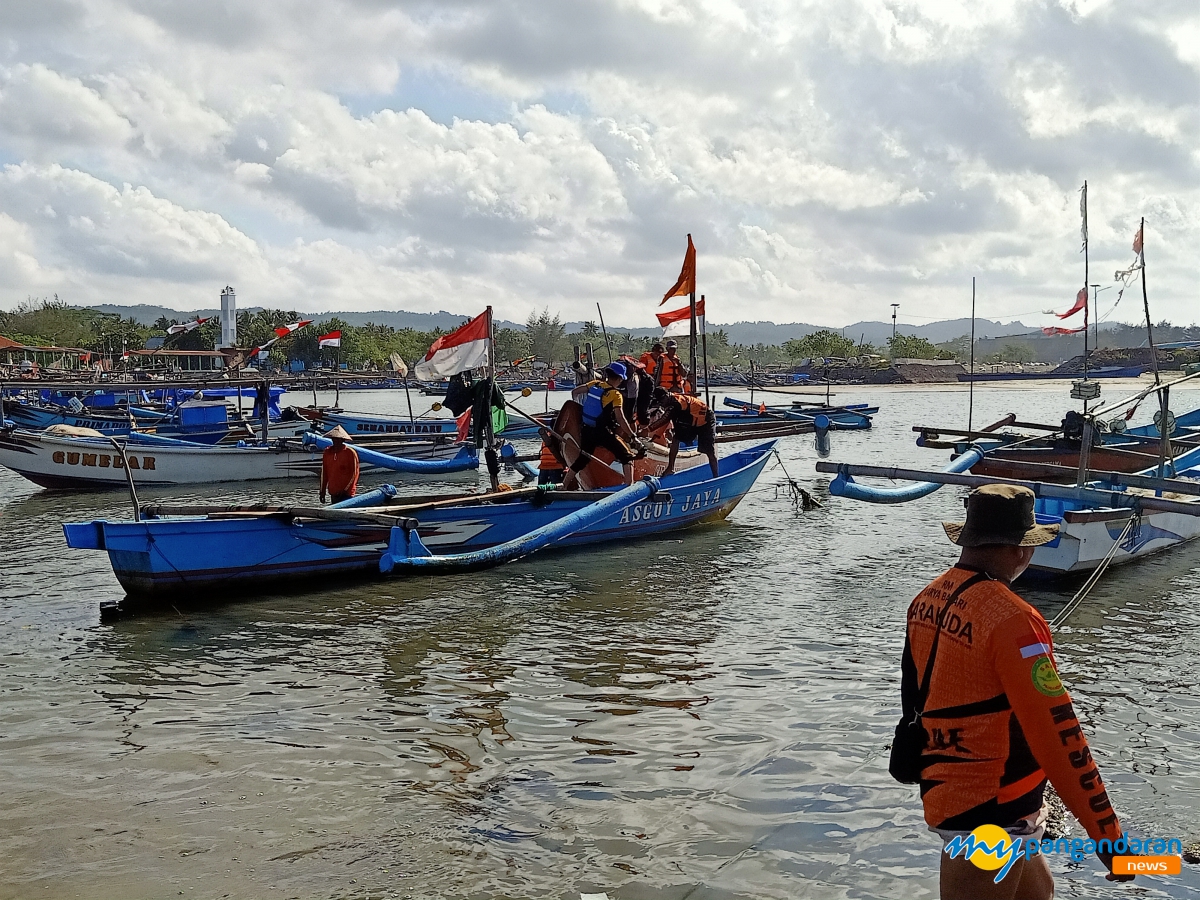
[1019, 642, 1052, 659]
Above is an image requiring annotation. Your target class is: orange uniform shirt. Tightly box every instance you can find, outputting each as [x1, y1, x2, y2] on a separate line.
[904, 565, 1122, 842]
[320, 444, 360, 497]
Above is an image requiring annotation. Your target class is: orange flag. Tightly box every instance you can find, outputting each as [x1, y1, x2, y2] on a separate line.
[1133, 225, 1143, 255]
[660, 234, 696, 305]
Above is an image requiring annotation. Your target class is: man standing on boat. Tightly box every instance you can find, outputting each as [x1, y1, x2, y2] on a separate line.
[640, 342, 664, 381]
[564, 362, 640, 487]
[898, 485, 1132, 899]
[650, 388, 719, 478]
[655, 339, 689, 393]
[319, 425, 360, 504]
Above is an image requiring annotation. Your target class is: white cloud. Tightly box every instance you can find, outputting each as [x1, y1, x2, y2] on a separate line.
[0, 0, 1198, 329]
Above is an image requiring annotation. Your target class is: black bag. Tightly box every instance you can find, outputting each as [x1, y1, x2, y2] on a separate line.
[889, 573, 985, 784]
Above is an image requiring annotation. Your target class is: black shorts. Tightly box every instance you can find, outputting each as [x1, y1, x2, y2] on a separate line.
[570, 425, 636, 471]
[675, 420, 715, 456]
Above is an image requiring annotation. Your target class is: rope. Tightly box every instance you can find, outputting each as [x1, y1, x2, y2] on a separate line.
[1050, 511, 1137, 630]
[770, 448, 822, 511]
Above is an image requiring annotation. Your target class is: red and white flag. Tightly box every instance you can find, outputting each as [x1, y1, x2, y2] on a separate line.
[1133, 225, 1143, 256]
[657, 298, 705, 338]
[1057, 288, 1088, 319]
[1042, 325, 1086, 336]
[318, 330, 342, 349]
[274, 319, 312, 338]
[167, 316, 210, 335]
[414, 310, 491, 381]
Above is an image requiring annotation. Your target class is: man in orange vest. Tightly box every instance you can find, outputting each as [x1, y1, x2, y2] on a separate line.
[901, 485, 1132, 898]
[649, 388, 718, 477]
[655, 339, 689, 393]
[639, 342, 664, 381]
[319, 425, 360, 504]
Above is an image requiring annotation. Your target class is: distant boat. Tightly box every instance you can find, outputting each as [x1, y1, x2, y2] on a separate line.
[957, 365, 1147, 382]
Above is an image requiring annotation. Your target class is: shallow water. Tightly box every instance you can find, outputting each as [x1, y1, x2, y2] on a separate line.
[2, 382, 1199, 899]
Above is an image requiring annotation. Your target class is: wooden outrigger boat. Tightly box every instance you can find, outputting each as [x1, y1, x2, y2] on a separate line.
[0, 425, 478, 490]
[61, 441, 777, 601]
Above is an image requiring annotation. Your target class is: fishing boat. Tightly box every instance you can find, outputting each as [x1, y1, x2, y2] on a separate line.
[61, 441, 777, 600]
[0, 425, 477, 490]
[719, 397, 878, 429]
[956, 364, 1147, 382]
[816, 442, 1200, 578]
[295, 406, 546, 440]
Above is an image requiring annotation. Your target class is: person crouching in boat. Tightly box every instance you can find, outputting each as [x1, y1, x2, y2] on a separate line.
[649, 388, 718, 478]
[897, 485, 1131, 899]
[564, 362, 641, 488]
[319, 425, 360, 504]
[537, 427, 565, 486]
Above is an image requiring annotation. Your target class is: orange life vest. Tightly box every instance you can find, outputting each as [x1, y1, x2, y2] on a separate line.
[656, 353, 686, 391]
[672, 392, 710, 428]
[639, 352, 659, 378]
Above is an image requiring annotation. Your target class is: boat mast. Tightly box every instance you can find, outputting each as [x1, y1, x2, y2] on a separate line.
[1139, 220, 1171, 480]
[1081, 181, 1089, 413]
[688, 236, 699, 397]
[968, 276, 976, 433]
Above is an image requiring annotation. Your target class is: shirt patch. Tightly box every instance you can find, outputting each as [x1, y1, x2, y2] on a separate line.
[1031, 657, 1065, 697]
[1020, 642, 1052, 659]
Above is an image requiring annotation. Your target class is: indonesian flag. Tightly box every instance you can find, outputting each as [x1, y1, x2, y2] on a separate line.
[1058, 288, 1088, 319]
[1133, 224, 1143, 256]
[274, 319, 312, 338]
[1042, 325, 1086, 335]
[318, 330, 342, 349]
[660, 234, 696, 305]
[121, 350, 129, 361]
[657, 298, 705, 338]
[414, 310, 491, 381]
[167, 316, 210, 334]
[253, 337, 279, 355]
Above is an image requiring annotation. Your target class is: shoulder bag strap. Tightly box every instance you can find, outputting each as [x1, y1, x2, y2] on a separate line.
[915, 571, 988, 715]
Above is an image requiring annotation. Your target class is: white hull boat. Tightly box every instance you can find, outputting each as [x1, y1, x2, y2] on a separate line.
[0, 428, 473, 490]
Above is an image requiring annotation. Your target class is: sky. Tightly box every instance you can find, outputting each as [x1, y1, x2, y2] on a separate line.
[0, 0, 1197, 330]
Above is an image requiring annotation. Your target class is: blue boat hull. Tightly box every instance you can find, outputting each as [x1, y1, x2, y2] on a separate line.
[316, 409, 544, 440]
[63, 442, 776, 599]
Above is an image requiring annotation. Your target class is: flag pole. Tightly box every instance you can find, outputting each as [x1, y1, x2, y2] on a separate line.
[1082, 181, 1089, 414]
[701, 294, 710, 408]
[968, 277, 975, 433]
[334, 346, 341, 408]
[485, 305, 499, 490]
[688, 234, 698, 396]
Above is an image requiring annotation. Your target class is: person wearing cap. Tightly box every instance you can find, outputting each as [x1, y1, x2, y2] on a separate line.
[566, 362, 640, 486]
[655, 339, 689, 393]
[901, 485, 1131, 899]
[319, 425, 360, 504]
[639, 342, 664, 381]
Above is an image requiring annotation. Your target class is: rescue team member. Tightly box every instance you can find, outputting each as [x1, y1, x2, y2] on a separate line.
[319, 425, 360, 504]
[639, 342, 664, 380]
[618, 355, 654, 429]
[536, 427, 564, 485]
[655, 339, 689, 393]
[564, 362, 640, 487]
[649, 388, 718, 478]
[902, 485, 1131, 899]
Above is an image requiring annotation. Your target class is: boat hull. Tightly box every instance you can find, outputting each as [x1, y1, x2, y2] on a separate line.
[1028, 503, 1200, 577]
[0, 429, 470, 490]
[63, 442, 776, 598]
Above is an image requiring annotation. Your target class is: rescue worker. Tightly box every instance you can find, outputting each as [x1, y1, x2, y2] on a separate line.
[536, 427, 565, 485]
[639, 342, 664, 381]
[618, 355, 654, 430]
[649, 388, 718, 478]
[902, 485, 1132, 899]
[565, 362, 640, 487]
[319, 425, 360, 504]
[655, 339, 689, 393]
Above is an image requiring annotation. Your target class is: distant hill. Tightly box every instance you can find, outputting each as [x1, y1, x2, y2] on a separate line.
[86, 303, 1049, 347]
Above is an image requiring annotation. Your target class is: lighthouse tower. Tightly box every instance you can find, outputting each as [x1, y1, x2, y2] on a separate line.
[218, 286, 237, 349]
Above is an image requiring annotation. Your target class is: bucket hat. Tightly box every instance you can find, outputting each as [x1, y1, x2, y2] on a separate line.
[943, 484, 1059, 547]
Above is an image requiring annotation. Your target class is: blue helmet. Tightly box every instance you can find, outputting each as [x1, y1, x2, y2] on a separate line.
[603, 361, 628, 381]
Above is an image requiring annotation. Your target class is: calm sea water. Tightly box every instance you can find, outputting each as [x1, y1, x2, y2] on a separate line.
[2, 382, 1199, 899]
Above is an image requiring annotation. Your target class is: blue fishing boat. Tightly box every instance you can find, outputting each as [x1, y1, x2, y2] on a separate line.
[300, 406, 546, 440]
[719, 397, 877, 429]
[61, 441, 777, 599]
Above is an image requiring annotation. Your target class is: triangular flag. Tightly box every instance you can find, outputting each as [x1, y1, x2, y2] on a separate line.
[274, 319, 313, 338]
[166, 317, 210, 334]
[1057, 288, 1088, 319]
[660, 234, 696, 305]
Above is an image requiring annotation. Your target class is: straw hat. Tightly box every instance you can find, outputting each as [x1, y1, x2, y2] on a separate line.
[943, 484, 1058, 547]
[326, 425, 353, 442]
